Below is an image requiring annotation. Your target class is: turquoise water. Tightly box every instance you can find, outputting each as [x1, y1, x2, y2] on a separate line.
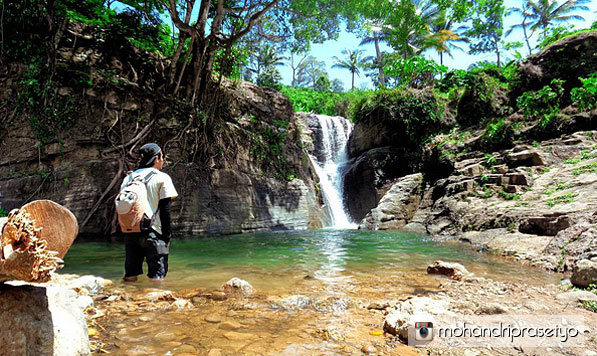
[61, 229, 558, 291]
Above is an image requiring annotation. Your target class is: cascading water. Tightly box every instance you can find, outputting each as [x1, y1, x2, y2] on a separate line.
[308, 114, 356, 229]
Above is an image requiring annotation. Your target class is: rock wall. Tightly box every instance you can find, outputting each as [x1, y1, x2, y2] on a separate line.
[0, 24, 326, 238]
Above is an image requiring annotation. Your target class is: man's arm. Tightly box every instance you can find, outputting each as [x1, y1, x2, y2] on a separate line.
[158, 198, 172, 242]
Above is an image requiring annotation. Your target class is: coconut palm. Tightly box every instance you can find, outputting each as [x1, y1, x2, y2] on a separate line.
[526, 0, 590, 38]
[360, 25, 390, 86]
[425, 10, 469, 65]
[251, 44, 287, 79]
[332, 49, 371, 90]
[506, 3, 537, 55]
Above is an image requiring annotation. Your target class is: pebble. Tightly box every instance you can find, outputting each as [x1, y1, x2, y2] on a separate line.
[223, 331, 256, 341]
[361, 344, 376, 354]
[204, 314, 222, 323]
[207, 349, 222, 356]
[139, 315, 153, 322]
[154, 331, 177, 343]
[219, 320, 242, 330]
[177, 344, 197, 353]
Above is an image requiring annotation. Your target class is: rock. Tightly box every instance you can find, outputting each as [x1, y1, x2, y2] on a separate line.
[359, 173, 423, 230]
[204, 314, 222, 323]
[555, 290, 597, 302]
[475, 302, 508, 315]
[402, 222, 427, 235]
[570, 259, 597, 288]
[0, 284, 90, 356]
[383, 297, 453, 340]
[427, 260, 469, 280]
[204, 291, 228, 301]
[506, 150, 546, 167]
[506, 172, 532, 186]
[172, 298, 192, 310]
[514, 31, 597, 100]
[222, 277, 255, 297]
[76, 295, 94, 310]
[140, 290, 175, 302]
[519, 215, 571, 236]
[223, 331, 257, 341]
[207, 349, 222, 356]
[361, 344, 377, 354]
[278, 295, 311, 310]
[177, 345, 197, 353]
[343, 147, 414, 221]
[67, 275, 111, 296]
[219, 320, 242, 330]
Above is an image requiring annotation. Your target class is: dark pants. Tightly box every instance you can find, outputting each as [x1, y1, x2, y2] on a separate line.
[124, 232, 169, 279]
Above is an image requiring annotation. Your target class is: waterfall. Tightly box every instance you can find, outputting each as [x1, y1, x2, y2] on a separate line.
[308, 114, 356, 229]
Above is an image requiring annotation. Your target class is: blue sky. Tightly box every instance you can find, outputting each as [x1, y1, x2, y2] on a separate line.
[278, 0, 597, 90]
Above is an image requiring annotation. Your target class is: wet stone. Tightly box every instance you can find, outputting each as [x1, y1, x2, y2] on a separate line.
[361, 344, 377, 354]
[207, 349, 222, 356]
[154, 331, 177, 343]
[205, 314, 222, 323]
[139, 315, 153, 322]
[223, 331, 257, 341]
[177, 344, 197, 353]
[219, 320, 242, 330]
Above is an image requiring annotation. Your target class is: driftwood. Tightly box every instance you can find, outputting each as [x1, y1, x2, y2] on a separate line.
[0, 200, 78, 283]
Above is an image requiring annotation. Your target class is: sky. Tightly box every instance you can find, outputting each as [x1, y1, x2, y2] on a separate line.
[277, 0, 597, 91]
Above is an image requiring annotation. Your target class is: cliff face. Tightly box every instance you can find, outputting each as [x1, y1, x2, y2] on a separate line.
[0, 24, 326, 238]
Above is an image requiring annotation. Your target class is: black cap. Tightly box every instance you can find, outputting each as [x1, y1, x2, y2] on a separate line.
[139, 143, 161, 168]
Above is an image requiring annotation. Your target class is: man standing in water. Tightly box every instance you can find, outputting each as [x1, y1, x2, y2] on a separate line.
[118, 143, 178, 281]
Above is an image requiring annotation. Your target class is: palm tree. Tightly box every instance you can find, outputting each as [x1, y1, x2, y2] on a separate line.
[425, 10, 468, 65]
[526, 0, 590, 39]
[506, 3, 537, 55]
[360, 25, 390, 86]
[332, 49, 371, 90]
[251, 45, 287, 79]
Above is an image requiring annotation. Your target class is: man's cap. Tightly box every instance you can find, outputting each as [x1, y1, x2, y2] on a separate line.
[139, 143, 161, 167]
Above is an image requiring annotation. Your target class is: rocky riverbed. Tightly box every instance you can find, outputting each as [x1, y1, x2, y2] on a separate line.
[42, 261, 596, 356]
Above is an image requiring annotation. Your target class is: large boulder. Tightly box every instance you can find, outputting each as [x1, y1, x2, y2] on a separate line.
[342, 147, 413, 222]
[426, 260, 469, 280]
[0, 284, 89, 356]
[359, 173, 423, 230]
[571, 259, 597, 288]
[513, 31, 597, 100]
[383, 297, 454, 340]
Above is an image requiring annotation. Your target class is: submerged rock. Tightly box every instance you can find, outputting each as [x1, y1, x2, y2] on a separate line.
[427, 260, 469, 280]
[278, 295, 311, 310]
[571, 259, 597, 288]
[222, 277, 255, 297]
[0, 284, 89, 356]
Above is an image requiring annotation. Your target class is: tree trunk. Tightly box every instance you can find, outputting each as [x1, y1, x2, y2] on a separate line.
[351, 72, 355, 90]
[0, 200, 78, 283]
[374, 32, 385, 87]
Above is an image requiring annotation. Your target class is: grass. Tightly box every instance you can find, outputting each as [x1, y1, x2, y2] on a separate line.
[547, 192, 578, 207]
[573, 162, 597, 176]
[582, 301, 597, 313]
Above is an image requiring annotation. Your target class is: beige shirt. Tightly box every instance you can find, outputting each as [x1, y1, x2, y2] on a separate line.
[120, 168, 178, 234]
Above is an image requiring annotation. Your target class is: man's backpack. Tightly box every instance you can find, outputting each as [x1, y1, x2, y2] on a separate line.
[115, 170, 157, 233]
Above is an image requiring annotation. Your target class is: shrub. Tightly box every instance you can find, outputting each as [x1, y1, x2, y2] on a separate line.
[279, 86, 373, 119]
[481, 118, 513, 149]
[517, 79, 564, 119]
[383, 55, 447, 88]
[571, 73, 597, 111]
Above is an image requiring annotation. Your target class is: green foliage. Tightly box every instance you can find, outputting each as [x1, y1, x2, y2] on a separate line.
[547, 193, 578, 207]
[573, 162, 597, 176]
[214, 47, 249, 80]
[498, 189, 521, 200]
[0, 207, 6, 218]
[18, 60, 77, 145]
[257, 67, 283, 89]
[582, 300, 597, 313]
[517, 79, 564, 119]
[313, 75, 331, 92]
[537, 26, 593, 50]
[481, 118, 513, 148]
[465, 0, 505, 64]
[383, 55, 447, 88]
[571, 73, 597, 111]
[279, 86, 373, 119]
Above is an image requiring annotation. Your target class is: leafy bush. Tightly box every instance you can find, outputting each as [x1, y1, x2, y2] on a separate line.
[571, 73, 597, 111]
[383, 55, 447, 88]
[517, 79, 565, 119]
[481, 118, 513, 149]
[279, 86, 373, 119]
[354, 88, 442, 144]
